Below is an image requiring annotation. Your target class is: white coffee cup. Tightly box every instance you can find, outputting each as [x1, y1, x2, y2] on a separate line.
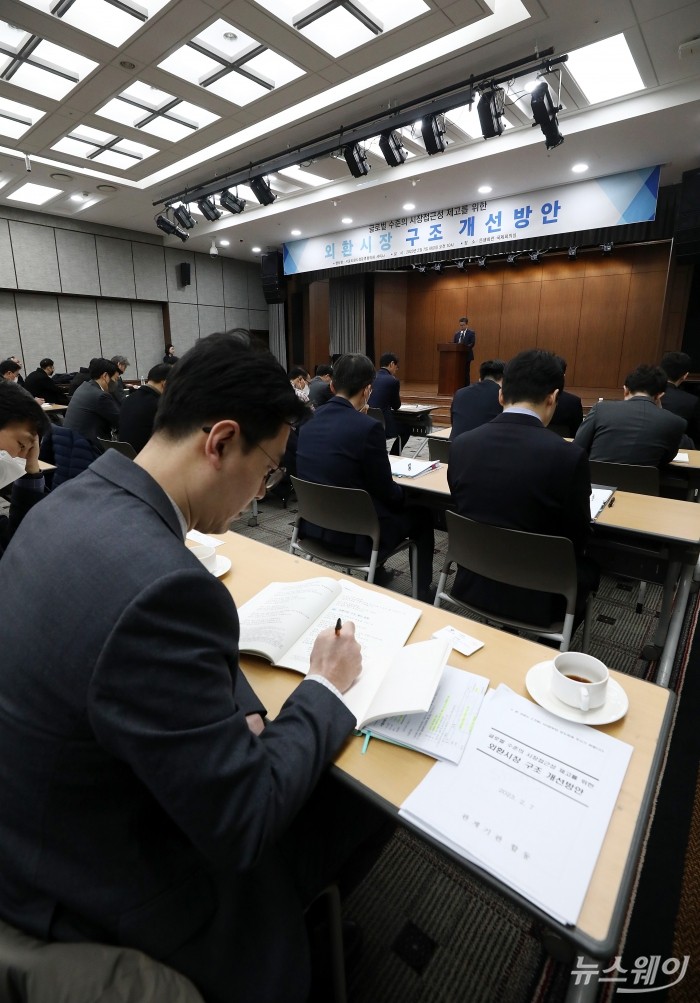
[190, 544, 217, 573]
[551, 652, 609, 712]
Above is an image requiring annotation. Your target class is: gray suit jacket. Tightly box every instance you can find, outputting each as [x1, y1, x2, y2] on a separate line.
[64, 378, 120, 445]
[574, 396, 687, 467]
[0, 451, 354, 1001]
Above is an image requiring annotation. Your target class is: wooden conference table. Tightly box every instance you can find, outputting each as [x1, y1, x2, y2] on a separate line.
[208, 531, 673, 991]
[393, 463, 700, 687]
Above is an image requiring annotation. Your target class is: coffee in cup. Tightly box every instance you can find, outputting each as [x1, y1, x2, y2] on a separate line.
[551, 652, 609, 712]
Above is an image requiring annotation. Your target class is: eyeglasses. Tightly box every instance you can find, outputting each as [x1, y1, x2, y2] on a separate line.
[201, 427, 286, 490]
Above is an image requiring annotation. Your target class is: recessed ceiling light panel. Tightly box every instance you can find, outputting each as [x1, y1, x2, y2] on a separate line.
[8, 182, 62, 205]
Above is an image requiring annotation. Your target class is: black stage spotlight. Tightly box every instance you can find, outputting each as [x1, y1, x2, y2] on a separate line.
[378, 130, 407, 167]
[530, 81, 564, 150]
[455, 258, 467, 270]
[568, 245, 578, 260]
[506, 252, 519, 265]
[219, 189, 246, 214]
[432, 262, 443, 273]
[197, 196, 221, 221]
[249, 175, 276, 205]
[172, 203, 195, 229]
[600, 241, 613, 256]
[420, 114, 447, 155]
[477, 87, 506, 139]
[477, 256, 487, 268]
[343, 142, 370, 178]
[529, 250, 541, 262]
[155, 213, 188, 241]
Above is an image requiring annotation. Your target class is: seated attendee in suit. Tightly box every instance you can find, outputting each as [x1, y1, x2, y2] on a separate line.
[449, 349, 597, 628]
[296, 353, 435, 601]
[163, 343, 179, 365]
[9, 356, 25, 388]
[0, 382, 49, 558]
[64, 357, 121, 447]
[659, 351, 700, 446]
[110, 355, 130, 404]
[0, 332, 385, 1003]
[67, 361, 93, 396]
[307, 364, 334, 408]
[118, 363, 169, 454]
[23, 358, 69, 405]
[450, 359, 505, 438]
[550, 357, 583, 436]
[368, 352, 407, 446]
[574, 364, 687, 467]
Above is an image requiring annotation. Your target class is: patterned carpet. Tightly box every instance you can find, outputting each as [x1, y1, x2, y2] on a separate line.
[232, 487, 699, 1003]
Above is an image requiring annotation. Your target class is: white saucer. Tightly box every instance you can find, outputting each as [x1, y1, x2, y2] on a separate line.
[211, 555, 232, 578]
[525, 661, 629, 726]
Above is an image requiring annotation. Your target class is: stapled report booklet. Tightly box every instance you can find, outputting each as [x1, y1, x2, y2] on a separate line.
[400, 684, 633, 924]
[237, 577, 450, 729]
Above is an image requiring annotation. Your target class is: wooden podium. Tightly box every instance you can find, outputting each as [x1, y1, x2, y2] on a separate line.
[437, 343, 467, 395]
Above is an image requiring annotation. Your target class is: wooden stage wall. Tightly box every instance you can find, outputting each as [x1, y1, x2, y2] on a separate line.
[299, 242, 692, 390]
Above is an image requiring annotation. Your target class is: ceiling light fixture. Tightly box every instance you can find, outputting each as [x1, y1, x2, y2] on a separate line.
[252, 245, 262, 253]
[341, 216, 353, 224]
[291, 228, 301, 236]
[477, 87, 506, 139]
[530, 80, 564, 149]
[568, 245, 578, 260]
[432, 262, 443, 273]
[478, 185, 493, 194]
[219, 188, 246, 214]
[477, 256, 488, 268]
[197, 195, 221, 221]
[343, 142, 370, 178]
[172, 203, 195, 229]
[571, 163, 588, 173]
[600, 241, 613, 256]
[403, 202, 416, 211]
[219, 239, 230, 246]
[155, 213, 188, 241]
[420, 114, 447, 155]
[249, 175, 276, 205]
[378, 129, 408, 167]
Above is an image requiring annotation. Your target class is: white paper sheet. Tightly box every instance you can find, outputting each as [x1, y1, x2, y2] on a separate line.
[400, 684, 633, 924]
[389, 456, 440, 478]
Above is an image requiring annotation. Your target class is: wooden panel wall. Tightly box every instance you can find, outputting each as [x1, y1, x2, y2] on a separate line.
[384, 243, 673, 388]
[374, 272, 407, 369]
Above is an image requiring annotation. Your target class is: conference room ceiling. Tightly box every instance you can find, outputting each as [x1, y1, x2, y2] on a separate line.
[0, 0, 698, 262]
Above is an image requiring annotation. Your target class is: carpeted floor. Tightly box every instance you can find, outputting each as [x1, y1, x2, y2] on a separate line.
[232, 488, 699, 1003]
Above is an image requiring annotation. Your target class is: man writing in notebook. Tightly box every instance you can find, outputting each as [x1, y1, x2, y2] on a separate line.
[448, 349, 597, 629]
[0, 332, 375, 1003]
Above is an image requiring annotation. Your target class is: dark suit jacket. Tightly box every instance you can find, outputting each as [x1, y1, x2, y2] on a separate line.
[0, 451, 354, 1002]
[661, 382, 700, 446]
[296, 395, 406, 557]
[551, 388, 583, 436]
[307, 375, 333, 408]
[367, 367, 402, 438]
[448, 412, 592, 625]
[64, 379, 120, 446]
[23, 368, 69, 404]
[118, 384, 161, 453]
[450, 379, 502, 438]
[574, 396, 687, 466]
[452, 328, 476, 360]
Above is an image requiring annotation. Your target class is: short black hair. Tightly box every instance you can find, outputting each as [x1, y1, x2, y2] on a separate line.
[147, 363, 171, 382]
[625, 364, 667, 397]
[332, 354, 375, 396]
[502, 350, 564, 405]
[555, 356, 568, 376]
[288, 366, 308, 381]
[661, 351, 692, 382]
[479, 359, 506, 381]
[0, 381, 50, 436]
[153, 331, 306, 446]
[315, 364, 333, 378]
[40, 358, 54, 369]
[379, 353, 398, 368]
[89, 358, 118, 380]
[459, 317, 468, 323]
[0, 359, 20, 376]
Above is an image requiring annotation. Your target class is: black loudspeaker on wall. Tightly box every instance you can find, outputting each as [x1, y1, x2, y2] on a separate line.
[178, 262, 191, 286]
[261, 251, 286, 304]
[675, 168, 700, 263]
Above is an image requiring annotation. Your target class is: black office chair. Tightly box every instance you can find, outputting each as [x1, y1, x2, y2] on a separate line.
[428, 438, 450, 463]
[97, 437, 137, 459]
[589, 461, 659, 496]
[289, 476, 418, 597]
[435, 511, 593, 652]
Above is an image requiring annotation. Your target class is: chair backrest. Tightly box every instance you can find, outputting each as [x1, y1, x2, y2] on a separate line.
[444, 511, 578, 609]
[547, 422, 569, 437]
[97, 437, 137, 460]
[589, 461, 659, 496]
[366, 406, 386, 429]
[290, 476, 381, 550]
[428, 437, 450, 463]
